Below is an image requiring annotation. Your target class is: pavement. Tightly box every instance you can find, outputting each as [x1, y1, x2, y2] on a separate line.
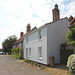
[0, 55, 53, 75]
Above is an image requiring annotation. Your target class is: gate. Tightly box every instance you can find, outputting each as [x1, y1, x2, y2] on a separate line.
[60, 44, 73, 64]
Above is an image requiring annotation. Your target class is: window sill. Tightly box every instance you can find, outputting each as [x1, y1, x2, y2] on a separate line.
[38, 39, 42, 42]
[38, 58, 43, 60]
[29, 56, 31, 58]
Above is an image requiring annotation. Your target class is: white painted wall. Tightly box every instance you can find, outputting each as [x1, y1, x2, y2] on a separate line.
[23, 27, 48, 64]
[23, 18, 70, 65]
[47, 18, 70, 64]
[17, 43, 21, 47]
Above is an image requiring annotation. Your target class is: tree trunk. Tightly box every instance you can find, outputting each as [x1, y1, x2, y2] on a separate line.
[74, 46, 75, 54]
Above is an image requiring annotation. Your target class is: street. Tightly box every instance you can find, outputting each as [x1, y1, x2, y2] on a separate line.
[0, 55, 52, 75]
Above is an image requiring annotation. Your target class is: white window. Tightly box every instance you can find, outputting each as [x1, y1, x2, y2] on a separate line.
[26, 37, 28, 43]
[26, 48, 28, 58]
[19, 43, 21, 47]
[38, 30, 42, 40]
[29, 48, 31, 57]
[38, 47, 42, 59]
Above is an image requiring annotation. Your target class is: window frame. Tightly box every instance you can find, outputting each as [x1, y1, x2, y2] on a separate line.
[38, 47, 42, 59]
[29, 48, 31, 58]
[26, 48, 28, 58]
[38, 30, 42, 40]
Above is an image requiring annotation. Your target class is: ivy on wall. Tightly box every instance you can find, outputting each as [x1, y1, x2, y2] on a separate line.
[11, 47, 23, 59]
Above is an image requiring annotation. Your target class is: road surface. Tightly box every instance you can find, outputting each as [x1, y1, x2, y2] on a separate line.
[0, 55, 53, 75]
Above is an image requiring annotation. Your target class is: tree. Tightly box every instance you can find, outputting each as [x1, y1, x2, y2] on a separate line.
[66, 26, 75, 53]
[2, 35, 17, 52]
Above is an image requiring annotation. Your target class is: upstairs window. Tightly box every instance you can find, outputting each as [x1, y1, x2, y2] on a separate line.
[38, 30, 42, 40]
[26, 37, 28, 43]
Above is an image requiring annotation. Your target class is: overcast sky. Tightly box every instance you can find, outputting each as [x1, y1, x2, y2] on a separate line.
[0, 0, 75, 48]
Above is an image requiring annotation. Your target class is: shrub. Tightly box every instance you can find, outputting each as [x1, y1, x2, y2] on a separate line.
[35, 63, 38, 66]
[28, 60, 31, 63]
[25, 59, 29, 63]
[38, 64, 41, 67]
[67, 54, 75, 72]
[31, 62, 34, 64]
[11, 47, 23, 59]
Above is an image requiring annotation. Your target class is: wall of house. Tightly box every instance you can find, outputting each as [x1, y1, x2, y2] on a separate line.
[23, 27, 48, 64]
[47, 18, 70, 64]
[17, 43, 21, 47]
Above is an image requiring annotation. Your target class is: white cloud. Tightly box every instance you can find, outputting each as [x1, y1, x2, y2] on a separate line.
[53, 0, 70, 3]
[53, 0, 64, 2]
[60, 1, 75, 18]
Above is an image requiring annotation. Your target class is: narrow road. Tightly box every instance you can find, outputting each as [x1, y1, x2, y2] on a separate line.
[0, 55, 52, 75]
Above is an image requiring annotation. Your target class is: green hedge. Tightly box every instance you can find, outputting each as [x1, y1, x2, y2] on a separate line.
[11, 47, 23, 59]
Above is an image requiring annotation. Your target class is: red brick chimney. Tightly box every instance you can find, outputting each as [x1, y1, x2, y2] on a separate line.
[20, 32, 24, 37]
[52, 4, 60, 22]
[26, 24, 31, 32]
[69, 15, 73, 22]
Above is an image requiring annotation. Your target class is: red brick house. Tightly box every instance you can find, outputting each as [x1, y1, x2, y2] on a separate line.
[13, 32, 24, 48]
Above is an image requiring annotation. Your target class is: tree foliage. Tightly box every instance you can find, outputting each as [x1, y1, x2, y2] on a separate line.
[66, 26, 75, 46]
[2, 35, 17, 52]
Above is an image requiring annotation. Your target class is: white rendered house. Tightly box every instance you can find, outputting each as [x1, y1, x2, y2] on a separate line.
[23, 4, 70, 65]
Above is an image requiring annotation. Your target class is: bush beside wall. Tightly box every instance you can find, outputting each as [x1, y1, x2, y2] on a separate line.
[67, 54, 75, 73]
[11, 47, 23, 59]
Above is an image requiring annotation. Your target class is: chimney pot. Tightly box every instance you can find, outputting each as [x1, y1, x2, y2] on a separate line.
[26, 24, 31, 32]
[52, 4, 60, 22]
[20, 32, 24, 37]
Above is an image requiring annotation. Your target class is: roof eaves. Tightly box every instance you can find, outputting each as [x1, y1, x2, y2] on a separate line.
[14, 36, 24, 44]
[24, 17, 68, 37]
[25, 24, 47, 37]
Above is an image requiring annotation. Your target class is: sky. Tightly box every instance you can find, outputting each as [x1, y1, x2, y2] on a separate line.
[0, 0, 75, 48]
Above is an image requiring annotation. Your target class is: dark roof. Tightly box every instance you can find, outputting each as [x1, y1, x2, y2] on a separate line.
[24, 26, 37, 36]
[31, 26, 37, 32]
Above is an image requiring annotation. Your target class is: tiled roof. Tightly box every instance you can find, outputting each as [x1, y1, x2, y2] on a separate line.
[14, 36, 24, 44]
[70, 17, 75, 25]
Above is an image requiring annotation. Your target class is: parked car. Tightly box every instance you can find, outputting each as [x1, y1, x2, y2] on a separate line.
[8, 52, 11, 55]
[0, 52, 4, 55]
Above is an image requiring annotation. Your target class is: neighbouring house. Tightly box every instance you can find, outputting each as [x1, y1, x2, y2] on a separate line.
[70, 17, 75, 26]
[13, 24, 37, 48]
[23, 4, 70, 65]
[13, 32, 24, 48]
[60, 16, 75, 64]
[68, 16, 75, 29]
[68, 15, 73, 22]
